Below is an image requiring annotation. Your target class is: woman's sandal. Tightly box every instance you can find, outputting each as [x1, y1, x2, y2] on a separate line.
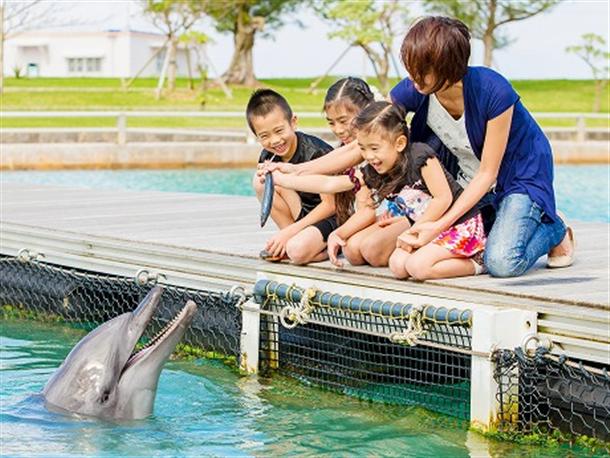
[259, 249, 286, 263]
[547, 214, 576, 268]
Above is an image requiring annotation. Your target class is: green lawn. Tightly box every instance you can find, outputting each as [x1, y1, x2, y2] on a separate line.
[1, 77, 608, 129]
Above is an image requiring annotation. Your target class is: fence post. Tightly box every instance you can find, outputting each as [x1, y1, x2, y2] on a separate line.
[117, 113, 127, 145]
[470, 307, 537, 431]
[576, 115, 586, 142]
[239, 299, 261, 374]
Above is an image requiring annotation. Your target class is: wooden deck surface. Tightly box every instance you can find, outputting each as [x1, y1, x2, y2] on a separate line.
[1, 182, 607, 305]
[1, 182, 608, 363]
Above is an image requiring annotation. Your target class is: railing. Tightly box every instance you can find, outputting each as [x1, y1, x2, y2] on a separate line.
[1, 111, 608, 144]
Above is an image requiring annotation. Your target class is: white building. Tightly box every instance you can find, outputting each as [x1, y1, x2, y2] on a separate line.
[4, 29, 195, 78]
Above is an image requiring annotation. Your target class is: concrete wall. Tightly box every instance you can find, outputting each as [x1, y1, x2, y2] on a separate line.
[0, 142, 262, 170]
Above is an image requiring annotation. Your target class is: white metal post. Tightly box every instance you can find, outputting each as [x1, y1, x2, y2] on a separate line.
[239, 299, 261, 374]
[470, 307, 537, 431]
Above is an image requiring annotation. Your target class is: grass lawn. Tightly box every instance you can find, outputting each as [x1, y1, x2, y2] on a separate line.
[1, 76, 608, 129]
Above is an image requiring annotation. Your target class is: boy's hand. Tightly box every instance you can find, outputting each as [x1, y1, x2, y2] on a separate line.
[256, 161, 271, 184]
[327, 232, 346, 267]
[266, 227, 293, 258]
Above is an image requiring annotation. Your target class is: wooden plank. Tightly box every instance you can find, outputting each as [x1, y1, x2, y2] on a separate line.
[1, 182, 608, 313]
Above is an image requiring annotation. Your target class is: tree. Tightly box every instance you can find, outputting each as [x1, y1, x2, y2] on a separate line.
[316, 0, 409, 94]
[141, 0, 209, 96]
[0, 0, 54, 93]
[566, 33, 610, 113]
[210, 0, 303, 86]
[423, 0, 561, 67]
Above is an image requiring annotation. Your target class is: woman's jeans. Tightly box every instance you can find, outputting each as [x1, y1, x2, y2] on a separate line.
[484, 193, 567, 278]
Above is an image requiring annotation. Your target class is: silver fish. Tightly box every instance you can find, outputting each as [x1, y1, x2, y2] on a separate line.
[260, 171, 274, 227]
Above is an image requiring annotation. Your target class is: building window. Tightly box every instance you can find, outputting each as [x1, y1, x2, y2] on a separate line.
[67, 57, 102, 73]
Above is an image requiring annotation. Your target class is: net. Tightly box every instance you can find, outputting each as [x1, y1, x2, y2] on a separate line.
[255, 280, 473, 420]
[493, 347, 610, 445]
[0, 256, 242, 361]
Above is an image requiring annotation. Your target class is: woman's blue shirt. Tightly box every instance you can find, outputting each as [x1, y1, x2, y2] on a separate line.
[390, 66, 557, 222]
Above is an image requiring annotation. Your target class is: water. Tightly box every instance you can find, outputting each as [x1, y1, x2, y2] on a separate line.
[1, 166, 607, 456]
[0, 320, 594, 457]
[2, 165, 608, 222]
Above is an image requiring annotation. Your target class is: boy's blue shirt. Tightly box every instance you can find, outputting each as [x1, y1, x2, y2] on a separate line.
[390, 66, 557, 223]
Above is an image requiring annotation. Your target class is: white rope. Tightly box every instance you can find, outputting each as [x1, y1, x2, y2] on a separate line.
[389, 305, 425, 346]
[279, 287, 317, 329]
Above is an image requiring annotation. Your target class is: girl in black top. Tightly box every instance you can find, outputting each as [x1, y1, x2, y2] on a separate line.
[270, 101, 486, 280]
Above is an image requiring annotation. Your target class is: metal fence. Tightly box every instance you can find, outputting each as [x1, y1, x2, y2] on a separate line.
[0, 256, 242, 360]
[2, 111, 607, 144]
[492, 347, 610, 444]
[2, 255, 609, 448]
[254, 280, 473, 420]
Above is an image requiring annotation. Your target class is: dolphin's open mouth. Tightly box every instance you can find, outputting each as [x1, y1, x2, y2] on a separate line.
[122, 301, 196, 374]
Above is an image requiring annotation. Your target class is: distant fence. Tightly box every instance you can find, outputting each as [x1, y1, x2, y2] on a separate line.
[1, 111, 608, 145]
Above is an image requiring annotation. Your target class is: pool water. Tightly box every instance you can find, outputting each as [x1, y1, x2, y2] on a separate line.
[2, 165, 608, 222]
[0, 319, 593, 457]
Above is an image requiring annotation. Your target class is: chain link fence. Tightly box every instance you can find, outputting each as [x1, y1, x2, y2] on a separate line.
[0, 256, 242, 362]
[3, 254, 608, 448]
[254, 280, 473, 420]
[492, 347, 610, 445]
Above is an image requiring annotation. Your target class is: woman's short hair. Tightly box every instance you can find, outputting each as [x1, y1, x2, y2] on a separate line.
[400, 16, 471, 93]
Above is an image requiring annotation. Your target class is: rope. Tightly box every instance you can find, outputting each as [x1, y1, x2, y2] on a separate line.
[278, 286, 317, 329]
[389, 305, 426, 346]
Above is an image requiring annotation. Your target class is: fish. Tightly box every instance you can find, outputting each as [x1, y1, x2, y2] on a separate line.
[260, 171, 274, 227]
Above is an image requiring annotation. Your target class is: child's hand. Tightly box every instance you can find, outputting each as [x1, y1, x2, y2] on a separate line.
[265, 227, 293, 259]
[256, 161, 272, 184]
[271, 171, 287, 187]
[327, 232, 346, 267]
[378, 214, 404, 228]
[266, 162, 297, 174]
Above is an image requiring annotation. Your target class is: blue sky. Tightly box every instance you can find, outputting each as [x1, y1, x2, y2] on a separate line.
[40, 0, 610, 80]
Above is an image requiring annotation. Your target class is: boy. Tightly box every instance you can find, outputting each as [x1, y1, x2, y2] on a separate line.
[248, 89, 337, 264]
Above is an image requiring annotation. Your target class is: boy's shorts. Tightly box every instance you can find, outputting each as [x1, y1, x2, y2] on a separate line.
[296, 208, 338, 242]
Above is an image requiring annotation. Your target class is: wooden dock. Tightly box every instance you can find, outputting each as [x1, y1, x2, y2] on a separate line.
[1, 182, 608, 365]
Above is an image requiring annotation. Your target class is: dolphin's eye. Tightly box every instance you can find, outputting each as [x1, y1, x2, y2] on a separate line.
[100, 390, 110, 403]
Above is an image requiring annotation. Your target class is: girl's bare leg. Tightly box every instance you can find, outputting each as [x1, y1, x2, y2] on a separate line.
[360, 219, 412, 267]
[405, 243, 475, 280]
[388, 247, 411, 279]
[342, 223, 380, 266]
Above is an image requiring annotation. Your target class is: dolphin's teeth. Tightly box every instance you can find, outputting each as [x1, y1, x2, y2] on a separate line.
[129, 303, 192, 362]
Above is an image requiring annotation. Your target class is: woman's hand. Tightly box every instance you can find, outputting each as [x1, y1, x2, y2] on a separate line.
[326, 232, 346, 267]
[400, 221, 444, 251]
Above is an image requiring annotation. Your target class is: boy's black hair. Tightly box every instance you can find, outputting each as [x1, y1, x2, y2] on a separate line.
[246, 89, 293, 134]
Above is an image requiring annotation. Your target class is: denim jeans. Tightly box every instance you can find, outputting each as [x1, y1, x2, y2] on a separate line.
[484, 193, 566, 278]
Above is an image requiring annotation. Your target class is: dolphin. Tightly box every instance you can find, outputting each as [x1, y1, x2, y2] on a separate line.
[42, 286, 197, 420]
